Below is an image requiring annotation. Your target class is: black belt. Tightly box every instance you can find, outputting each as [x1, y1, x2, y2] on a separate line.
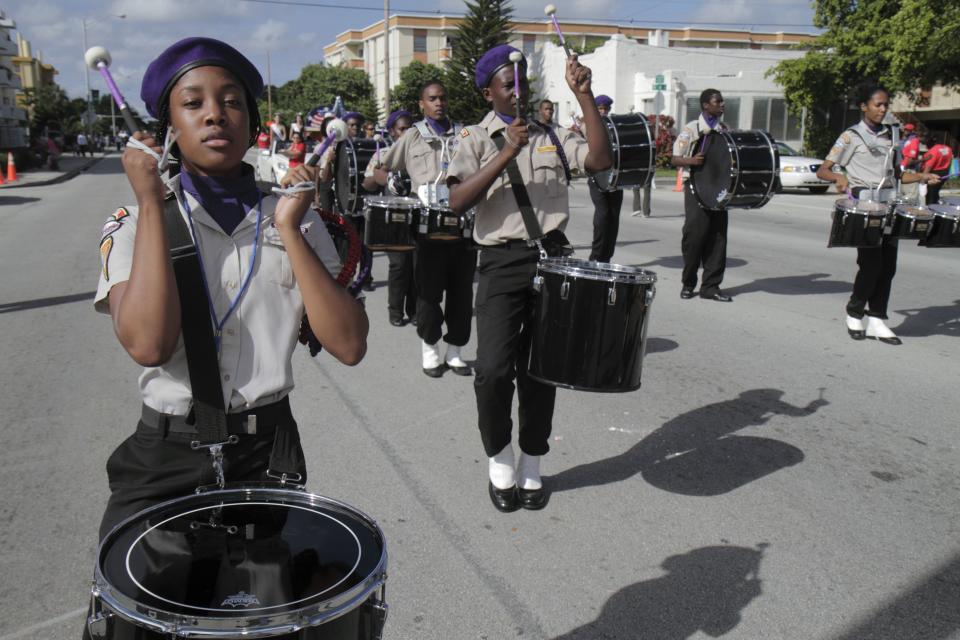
[140, 397, 292, 436]
[486, 239, 538, 250]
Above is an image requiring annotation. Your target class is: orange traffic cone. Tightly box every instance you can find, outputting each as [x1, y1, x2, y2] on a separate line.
[0, 168, 5, 185]
[672, 169, 683, 192]
[6, 152, 16, 182]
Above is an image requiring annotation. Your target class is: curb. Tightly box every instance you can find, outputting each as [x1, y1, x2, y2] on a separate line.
[0, 154, 107, 190]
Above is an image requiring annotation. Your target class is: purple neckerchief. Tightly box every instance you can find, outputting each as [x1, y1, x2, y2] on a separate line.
[864, 120, 883, 134]
[180, 164, 260, 235]
[702, 112, 720, 130]
[496, 112, 516, 125]
[426, 116, 451, 135]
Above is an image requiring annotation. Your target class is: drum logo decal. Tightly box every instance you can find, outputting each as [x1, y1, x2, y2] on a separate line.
[221, 591, 261, 608]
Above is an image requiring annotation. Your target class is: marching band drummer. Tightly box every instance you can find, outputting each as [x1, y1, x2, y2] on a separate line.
[86, 37, 367, 633]
[587, 94, 624, 263]
[365, 80, 476, 378]
[446, 45, 612, 512]
[815, 82, 941, 345]
[671, 88, 734, 302]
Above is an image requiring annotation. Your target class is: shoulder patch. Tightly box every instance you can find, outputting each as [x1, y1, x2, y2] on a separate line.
[99, 235, 114, 280]
[840, 132, 851, 145]
[829, 145, 841, 157]
[101, 207, 130, 242]
[460, 128, 470, 138]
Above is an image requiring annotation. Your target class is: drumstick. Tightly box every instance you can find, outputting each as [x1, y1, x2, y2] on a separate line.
[544, 5, 572, 58]
[84, 46, 139, 134]
[306, 118, 348, 167]
[374, 133, 383, 165]
[509, 51, 524, 121]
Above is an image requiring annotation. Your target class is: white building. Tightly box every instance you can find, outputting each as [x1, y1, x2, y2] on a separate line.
[535, 32, 806, 149]
[0, 11, 28, 149]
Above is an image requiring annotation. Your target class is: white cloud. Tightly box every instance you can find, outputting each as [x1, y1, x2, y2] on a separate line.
[692, 0, 814, 28]
[108, 0, 247, 23]
[248, 19, 289, 51]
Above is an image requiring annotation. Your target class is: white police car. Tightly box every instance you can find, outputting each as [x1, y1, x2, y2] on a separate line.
[778, 141, 832, 193]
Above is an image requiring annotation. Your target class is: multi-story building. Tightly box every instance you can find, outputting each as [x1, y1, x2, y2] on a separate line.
[323, 14, 815, 138]
[12, 32, 58, 119]
[0, 11, 28, 149]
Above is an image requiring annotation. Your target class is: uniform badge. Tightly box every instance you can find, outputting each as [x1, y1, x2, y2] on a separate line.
[101, 207, 130, 242]
[536, 145, 557, 153]
[460, 129, 470, 138]
[99, 235, 114, 280]
[840, 132, 851, 145]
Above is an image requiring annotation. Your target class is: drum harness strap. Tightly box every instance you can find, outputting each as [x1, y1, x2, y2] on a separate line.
[163, 195, 303, 490]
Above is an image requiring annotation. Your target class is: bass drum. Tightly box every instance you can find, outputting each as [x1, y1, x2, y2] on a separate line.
[529, 259, 657, 393]
[690, 129, 779, 209]
[591, 113, 656, 192]
[334, 138, 389, 216]
[88, 486, 387, 639]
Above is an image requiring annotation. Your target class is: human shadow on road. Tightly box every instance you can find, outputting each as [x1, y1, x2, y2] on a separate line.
[645, 337, 679, 355]
[893, 300, 960, 338]
[570, 238, 660, 252]
[0, 291, 96, 315]
[0, 196, 41, 206]
[722, 272, 852, 297]
[633, 255, 748, 270]
[552, 544, 767, 640]
[548, 388, 826, 496]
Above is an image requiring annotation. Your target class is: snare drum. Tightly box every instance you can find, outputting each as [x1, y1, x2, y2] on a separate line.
[529, 259, 657, 392]
[690, 129, 780, 209]
[88, 486, 387, 639]
[363, 196, 420, 251]
[334, 138, 388, 216]
[591, 113, 656, 192]
[887, 203, 933, 239]
[939, 195, 960, 207]
[920, 203, 960, 247]
[828, 198, 887, 248]
[417, 204, 472, 242]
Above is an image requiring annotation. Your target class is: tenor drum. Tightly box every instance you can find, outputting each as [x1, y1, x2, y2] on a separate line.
[888, 203, 933, 239]
[591, 113, 656, 192]
[334, 138, 388, 216]
[363, 196, 420, 252]
[690, 129, 780, 209]
[88, 486, 387, 639]
[529, 259, 657, 392]
[939, 195, 960, 207]
[828, 198, 887, 248]
[416, 204, 473, 242]
[920, 203, 960, 247]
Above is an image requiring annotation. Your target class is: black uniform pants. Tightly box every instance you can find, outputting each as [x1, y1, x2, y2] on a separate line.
[589, 181, 624, 262]
[681, 184, 728, 295]
[387, 250, 417, 322]
[474, 246, 556, 458]
[925, 169, 949, 205]
[415, 240, 476, 346]
[847, 238, 899, 319]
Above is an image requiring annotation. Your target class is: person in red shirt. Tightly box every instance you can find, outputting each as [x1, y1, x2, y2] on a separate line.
[900, 123, 920, 171]
[284, 130, 306, 168]
[921, 135, 954, 204]
[256, 126, 270, 149]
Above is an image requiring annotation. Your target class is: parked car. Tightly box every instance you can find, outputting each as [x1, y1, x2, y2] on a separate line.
[777, 142, 832, 193]
[254, 143, 289, 185]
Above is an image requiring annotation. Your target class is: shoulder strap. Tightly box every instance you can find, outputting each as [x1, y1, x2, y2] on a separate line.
[162, 196, 229, 446]
[492, 133, 544, 241]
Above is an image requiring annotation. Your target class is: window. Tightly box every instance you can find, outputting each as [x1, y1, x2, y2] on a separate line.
[753, 97, 803, 141]
[721, 97, 740, 128]
[522, 34, 536, 57]
[684, 96, 701, 123]
[413, 30, 427, 53]
[751, 98, 769, 130]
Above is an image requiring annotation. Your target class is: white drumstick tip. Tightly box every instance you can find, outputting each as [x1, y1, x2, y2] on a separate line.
[509, 51, 524, 63]
[544, 4, 557, 15]
[374, 134, 383, 142]
[326, 118, 349, 141]
[84, 46, 111, 70]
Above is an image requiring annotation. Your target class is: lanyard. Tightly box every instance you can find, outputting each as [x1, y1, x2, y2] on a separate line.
[179, 188, 264, 353]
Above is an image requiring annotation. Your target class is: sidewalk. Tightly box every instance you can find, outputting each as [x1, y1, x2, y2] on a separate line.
[0, 152, 108, 189]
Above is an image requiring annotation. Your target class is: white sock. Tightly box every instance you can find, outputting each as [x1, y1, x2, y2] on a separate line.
[866, 316, 896, 338]
[422, 340, 442, 369]
[846, 315, 865, 331]
[488, 443, 516, 489]
[445, 344, 467, 367]
[517, 452, 542, 490]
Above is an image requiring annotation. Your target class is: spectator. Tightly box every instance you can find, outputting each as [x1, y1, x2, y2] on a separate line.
[284, 130, 306, 168]
[76, 132, 89, 157]
[921, 134, 954, 205]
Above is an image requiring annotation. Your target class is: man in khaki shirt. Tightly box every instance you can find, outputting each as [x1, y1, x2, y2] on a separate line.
[446, 45, 611, 512]
[366, 80, 476, 378]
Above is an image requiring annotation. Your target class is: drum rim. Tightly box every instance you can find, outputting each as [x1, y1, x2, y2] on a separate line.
[364, 195, 422, 209]
[833, 198, 888, 214]
[928, 204, 960, 219]
[592, 113, 655, 192]
[93, 486, 387, 637]
[537, 257, 657, 284]
[892, 204, 933, 219]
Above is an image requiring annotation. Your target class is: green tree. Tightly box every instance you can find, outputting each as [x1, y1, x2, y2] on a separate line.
[22, 84, 82, 136]
[445, 0, 514, 124]
[390, 61, 446, 115]
[770, 0, 960, 156]
[259, 64, 379, 124]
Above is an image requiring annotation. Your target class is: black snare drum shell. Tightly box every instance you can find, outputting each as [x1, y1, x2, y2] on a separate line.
[828, 208, 885, 248]
[528, 269, 654, 392]
[364, 203, 416, 251]
[920, 213, 960, 247]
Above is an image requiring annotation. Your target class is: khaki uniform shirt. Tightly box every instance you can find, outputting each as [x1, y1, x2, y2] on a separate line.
[446, 110, 589, 246]
[364, 121, 459, 193]
[672, 114, 728, 181]
[825, 121, 895, 190]
[94, 175, 342, 415]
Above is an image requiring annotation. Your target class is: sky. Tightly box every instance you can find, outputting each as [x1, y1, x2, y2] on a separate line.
[4, 0, 818, 117]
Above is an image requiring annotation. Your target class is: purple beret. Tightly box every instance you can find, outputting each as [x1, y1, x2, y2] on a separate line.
[475, 44, 526, 89]
[386, 110, 412, 130]
[343, 112, 364, 123]
[595, 95, 613, 107]
[140, 37, 264, 118]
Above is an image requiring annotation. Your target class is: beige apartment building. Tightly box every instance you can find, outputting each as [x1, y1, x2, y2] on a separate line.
[0, 11, 28, 149]
[12, 32, 58, 118]
[323, 14, 815, 118]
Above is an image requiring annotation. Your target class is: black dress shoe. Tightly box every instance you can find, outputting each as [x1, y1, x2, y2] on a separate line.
[488, 482, 519, 512]
[848, 329, 866, 340]
[701, 291, 733, 302]
[389, 317, 406, 327]
[680, 287, 696, 299]
[447, 363, 473, 376]
[517, 486, 547, 510]
[408, 317, 417, 326]
[423, 365, 446, 378]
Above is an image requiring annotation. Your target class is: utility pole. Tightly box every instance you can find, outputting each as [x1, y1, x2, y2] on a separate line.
[383, 0, 390, 120]
[81, 18, 91, 135]
[267, 51, 273, 120]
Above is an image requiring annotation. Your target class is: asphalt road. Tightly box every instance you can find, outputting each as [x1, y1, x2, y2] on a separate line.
[1, 155, 958, 640]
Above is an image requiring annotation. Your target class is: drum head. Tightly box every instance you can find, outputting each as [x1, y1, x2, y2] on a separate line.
[538, 258, 657, 285]
[929, 204, 960, 220]
[835, 198, 886, 215]
[691, 131, 733, 209]
[96, 487, 385, 633]
[365, 195, 421, 210]
[894, 204, 932, 220]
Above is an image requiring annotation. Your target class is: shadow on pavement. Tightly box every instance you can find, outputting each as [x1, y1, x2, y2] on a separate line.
[551, 544, 767, 640]
[0, 196, 41, 206]
[634, 255, 748, 270]
[893, 300, 960, 338]
[570, 238, 660, 253]
[646, 337, 679, 354]
[548, 388, 826, 496]
[0, 291, 96, 314]
[723, 272, 852, 297]
[829, 552, 960, 640]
